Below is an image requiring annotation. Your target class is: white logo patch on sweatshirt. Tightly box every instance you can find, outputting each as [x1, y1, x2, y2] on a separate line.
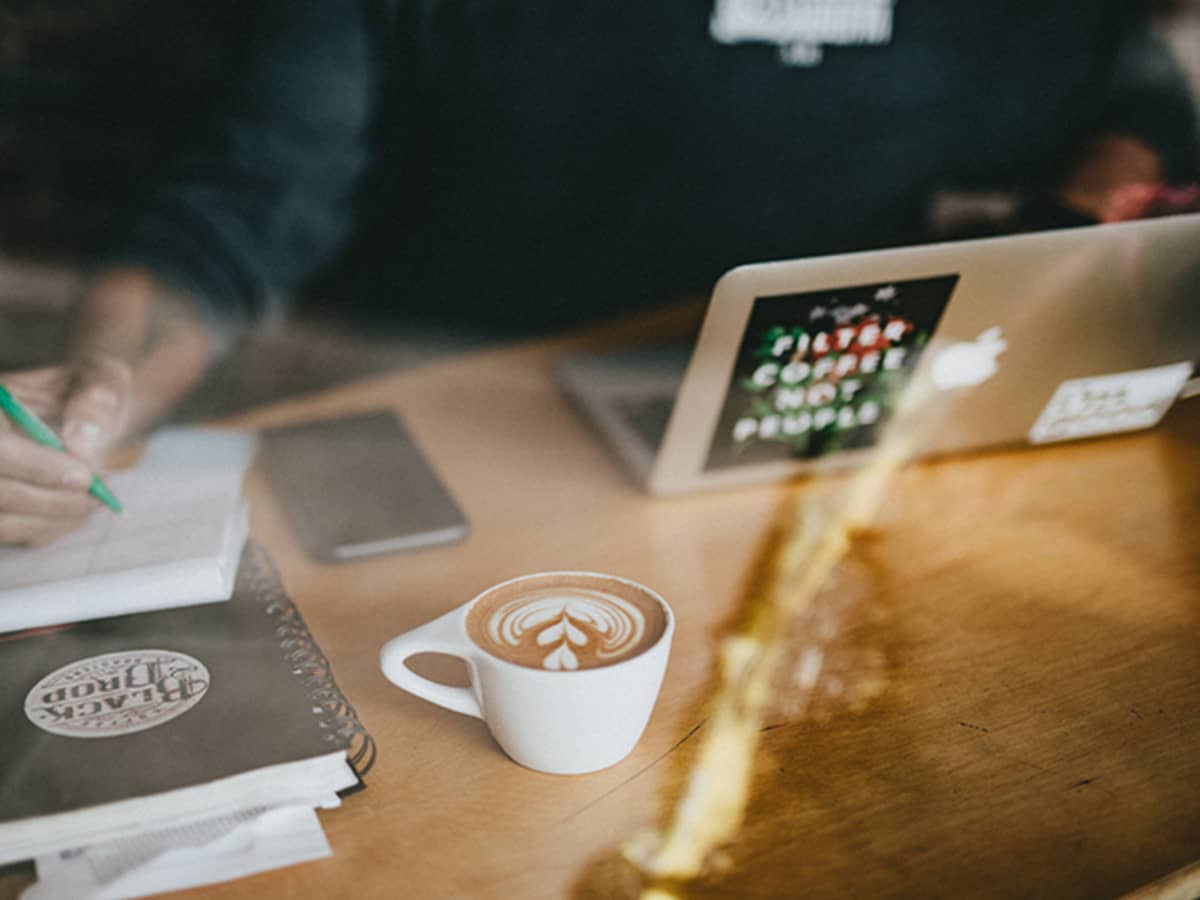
[711, 0, 898, 66]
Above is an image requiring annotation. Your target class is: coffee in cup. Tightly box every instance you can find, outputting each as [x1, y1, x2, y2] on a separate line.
[380, 571, 674, 774]
[465, 573, 668, 671]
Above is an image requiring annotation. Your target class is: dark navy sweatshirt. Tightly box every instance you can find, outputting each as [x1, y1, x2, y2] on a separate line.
[110, 0, 1197, 334]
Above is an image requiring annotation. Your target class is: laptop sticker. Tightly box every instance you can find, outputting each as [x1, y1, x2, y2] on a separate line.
[928, 326, 1006, 391]
[705, 274, 957, 471]
[1028, 362, 1194, 445]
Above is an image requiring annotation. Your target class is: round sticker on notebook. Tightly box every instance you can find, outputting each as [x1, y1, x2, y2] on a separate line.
[24, 650, 210, 739]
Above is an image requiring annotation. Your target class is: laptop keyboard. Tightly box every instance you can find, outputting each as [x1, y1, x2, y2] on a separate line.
[612, 394, 676, 451]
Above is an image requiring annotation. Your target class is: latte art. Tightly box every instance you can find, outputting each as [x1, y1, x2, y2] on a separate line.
[485, 589, 646, 671]
[466, 576, 667, 671]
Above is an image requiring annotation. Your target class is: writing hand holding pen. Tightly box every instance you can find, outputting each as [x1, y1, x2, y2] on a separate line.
[0, 357, 132, 545]
[0, 268, 213, 547]
[0, 380, 124, 510]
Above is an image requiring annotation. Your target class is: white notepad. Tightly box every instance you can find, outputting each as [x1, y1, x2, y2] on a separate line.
[0, 428, 256, 633]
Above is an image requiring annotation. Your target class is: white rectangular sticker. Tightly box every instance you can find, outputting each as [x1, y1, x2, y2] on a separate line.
[1029, 362, 1194, 445]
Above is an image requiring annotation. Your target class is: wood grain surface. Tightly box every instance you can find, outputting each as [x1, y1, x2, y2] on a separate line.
[3, 310, 1198, 899]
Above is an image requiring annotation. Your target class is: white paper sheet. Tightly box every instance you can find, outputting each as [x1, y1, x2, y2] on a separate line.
[0, 752, 353, 867]
[25, 805, 332, 900]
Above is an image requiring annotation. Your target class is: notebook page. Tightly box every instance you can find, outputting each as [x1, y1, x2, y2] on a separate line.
[0, 468, 243, 591]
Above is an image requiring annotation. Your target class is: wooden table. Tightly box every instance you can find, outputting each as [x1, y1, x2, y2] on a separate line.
[4, 312, 1199, 899]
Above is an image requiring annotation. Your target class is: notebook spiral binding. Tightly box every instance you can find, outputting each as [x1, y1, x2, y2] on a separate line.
[242, 543, 377, 777]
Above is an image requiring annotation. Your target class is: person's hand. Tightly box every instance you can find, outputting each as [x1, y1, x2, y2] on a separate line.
[1057, 132, 1166, 221]
[0, 356, 133, 545]
[0, 267, 212, 546]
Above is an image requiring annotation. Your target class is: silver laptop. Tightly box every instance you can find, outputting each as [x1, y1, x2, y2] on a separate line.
[557, 213, 1200, 495]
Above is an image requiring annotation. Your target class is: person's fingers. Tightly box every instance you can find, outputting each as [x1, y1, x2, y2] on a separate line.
[0, 363, 115, 548]
[60, 356, 133, 465]
[0, 366, 71, 427]
[0, 431, 93, 490]
[0, 510, 91, 547]
[0, 476, 97, 519]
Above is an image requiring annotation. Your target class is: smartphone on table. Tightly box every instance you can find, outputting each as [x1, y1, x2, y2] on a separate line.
[259, 410, 469, 563]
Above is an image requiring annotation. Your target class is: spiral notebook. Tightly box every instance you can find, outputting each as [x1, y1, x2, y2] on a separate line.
[0, 544, 375, 866]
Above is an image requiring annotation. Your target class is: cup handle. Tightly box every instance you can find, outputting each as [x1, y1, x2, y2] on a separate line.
[379, 611, 483, 719]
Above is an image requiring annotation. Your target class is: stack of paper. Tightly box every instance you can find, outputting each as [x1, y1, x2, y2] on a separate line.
[0, 430, 373, 898]
[25, 805, 333, 900]
[0, 753, 356, 869]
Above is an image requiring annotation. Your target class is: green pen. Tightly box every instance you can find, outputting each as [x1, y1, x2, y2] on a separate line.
[0, 384, 124, 514]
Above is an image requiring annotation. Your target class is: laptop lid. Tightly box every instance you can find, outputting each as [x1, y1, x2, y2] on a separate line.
[646, 213, 1200, 494]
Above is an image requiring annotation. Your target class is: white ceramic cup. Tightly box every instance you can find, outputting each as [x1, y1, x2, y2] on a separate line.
[379, 571, 674, 775]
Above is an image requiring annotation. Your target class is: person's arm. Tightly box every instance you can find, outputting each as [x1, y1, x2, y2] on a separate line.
[67, 269, 213, 436]
[0, 0, 391, 545]
[1056, 10, 1197, 221]
[0, 269, 209, 544]
[106, 0, 388, 327]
